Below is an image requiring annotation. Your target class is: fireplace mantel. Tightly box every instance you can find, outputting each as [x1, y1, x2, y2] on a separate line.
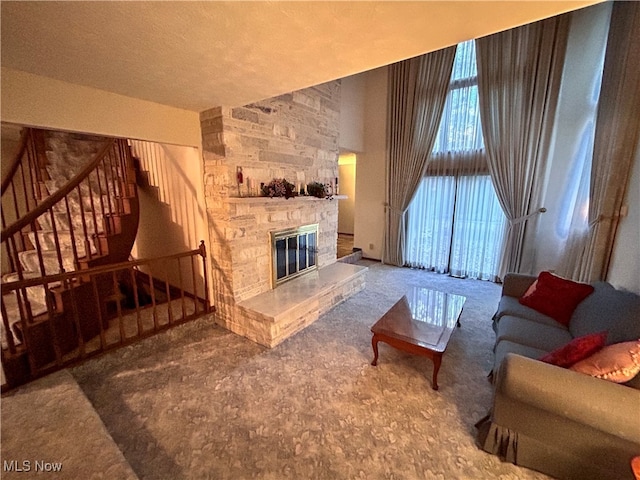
[225, 195, 347, 205]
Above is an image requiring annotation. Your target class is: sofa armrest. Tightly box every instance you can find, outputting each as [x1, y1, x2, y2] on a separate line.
[501, 273, 537, 298]
[495, 353, 640, 444]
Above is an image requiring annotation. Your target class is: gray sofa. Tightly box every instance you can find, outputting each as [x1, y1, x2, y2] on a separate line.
[477, 273, 640, 480]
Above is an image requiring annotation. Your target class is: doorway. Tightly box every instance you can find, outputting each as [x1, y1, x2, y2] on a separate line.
[337, 153, 357, 258]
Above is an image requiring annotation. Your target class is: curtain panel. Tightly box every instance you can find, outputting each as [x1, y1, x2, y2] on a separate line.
[383, 47, 456, 266]
[561, 1, 640, 282]
[476, 14, 570, 279]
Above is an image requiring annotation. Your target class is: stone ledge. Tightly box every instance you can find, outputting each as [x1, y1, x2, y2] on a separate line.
[233, 262, 367, 347]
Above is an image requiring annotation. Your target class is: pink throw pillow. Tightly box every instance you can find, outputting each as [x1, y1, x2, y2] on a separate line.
[539, 331, 607, 368]
[570, 340, 640, 383]
[519, 272, 594, 326]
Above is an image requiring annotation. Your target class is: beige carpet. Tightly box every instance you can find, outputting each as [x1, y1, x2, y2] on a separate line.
[67, 260, 551, 480]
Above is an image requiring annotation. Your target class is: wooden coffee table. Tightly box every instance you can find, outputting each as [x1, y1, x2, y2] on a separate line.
[370, 287, 466, 390]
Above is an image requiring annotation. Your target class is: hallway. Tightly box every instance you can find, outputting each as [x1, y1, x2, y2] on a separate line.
[337, 233, 354, 258]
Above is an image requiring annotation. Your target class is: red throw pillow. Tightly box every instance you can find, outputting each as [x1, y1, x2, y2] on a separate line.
[519, 271, 594, 325]
[539, 331, 608, 368]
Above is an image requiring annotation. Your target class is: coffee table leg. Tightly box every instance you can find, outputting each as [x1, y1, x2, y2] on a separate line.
[431, 354, 442, 390]
[371, 335, 379, 366]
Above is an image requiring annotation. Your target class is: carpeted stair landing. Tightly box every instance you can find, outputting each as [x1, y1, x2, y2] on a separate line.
[1, 369, 138, 479]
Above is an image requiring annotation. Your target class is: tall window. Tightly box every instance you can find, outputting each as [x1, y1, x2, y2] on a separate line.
[432, 41, 484, 153]
[406, 41, 507, 281]
[557, 60, 604, 240]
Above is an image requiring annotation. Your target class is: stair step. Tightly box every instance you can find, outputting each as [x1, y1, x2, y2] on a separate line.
[18, 249, 76, 276]
[37, 210, 102, 234]
[45, 163, 124, 199]
[1, 288, 49, 318]
[27, 230, 99, 256]
[1, 288, 50, 349]
[44, 180, 114, 214]
[2, 273, 57, 317]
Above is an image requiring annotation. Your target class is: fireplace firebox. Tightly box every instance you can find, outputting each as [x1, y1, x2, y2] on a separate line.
[270, 224, 318, 287]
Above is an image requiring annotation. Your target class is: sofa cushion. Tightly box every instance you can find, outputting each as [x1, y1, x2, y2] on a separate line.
[494, 296, 562, 329]
[493, 339, 548, 374]
[539, 331, 607, 368]
[624, 372, 640, 390]
[519, 272, 594, 326]
[569, 282, 640, 344]
[495, 316, 572, 352]
[570, 340, 640, 383]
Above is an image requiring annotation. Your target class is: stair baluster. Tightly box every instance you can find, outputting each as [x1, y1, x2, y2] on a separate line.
[87, 169, 101, 256]
[62, 196, 78, 273]
[1, 300, 17, 354]
[48, 206, 65, 275]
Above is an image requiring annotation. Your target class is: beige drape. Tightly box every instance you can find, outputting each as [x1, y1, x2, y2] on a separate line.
[476, 14, 570, 279]
[383, 47, 456, 266]
[561, 1, 640, 282]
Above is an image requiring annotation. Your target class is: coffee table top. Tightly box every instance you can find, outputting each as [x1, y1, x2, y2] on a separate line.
[371, 287, 466, 353]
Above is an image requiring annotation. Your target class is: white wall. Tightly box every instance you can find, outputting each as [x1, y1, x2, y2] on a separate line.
[1, 68, 201, 147]
[130, 142, 207, 257]
[129, 141, 208, 297]
[338, 73, 365, 237]
[608, 146, 640, 294]
[353, 67, 388, 260]
[339, 74, 366, 153]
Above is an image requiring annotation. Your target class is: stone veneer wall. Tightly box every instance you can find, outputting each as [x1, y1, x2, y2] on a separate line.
[201, 81, 341, 331]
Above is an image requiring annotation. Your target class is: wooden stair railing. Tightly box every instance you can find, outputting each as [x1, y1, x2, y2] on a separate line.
[1, 242, 211, 390]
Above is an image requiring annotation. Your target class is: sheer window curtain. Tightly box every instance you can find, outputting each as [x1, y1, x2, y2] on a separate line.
[406, 172, 506, 281]
[476, 14, 570, 279]
[383, 47, 456, 266]
[560, 1, 640, 282]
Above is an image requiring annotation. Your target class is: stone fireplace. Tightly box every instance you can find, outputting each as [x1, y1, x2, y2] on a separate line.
[201, 81, 366, 347]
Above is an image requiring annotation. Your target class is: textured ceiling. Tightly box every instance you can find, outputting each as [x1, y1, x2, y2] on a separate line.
[1, 1, 602, 112]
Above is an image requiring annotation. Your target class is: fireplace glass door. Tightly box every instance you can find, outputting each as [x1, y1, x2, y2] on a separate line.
[271, 224, 318, 286]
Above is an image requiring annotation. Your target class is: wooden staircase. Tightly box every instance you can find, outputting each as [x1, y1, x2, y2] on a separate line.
[1, 127, 140, 386]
